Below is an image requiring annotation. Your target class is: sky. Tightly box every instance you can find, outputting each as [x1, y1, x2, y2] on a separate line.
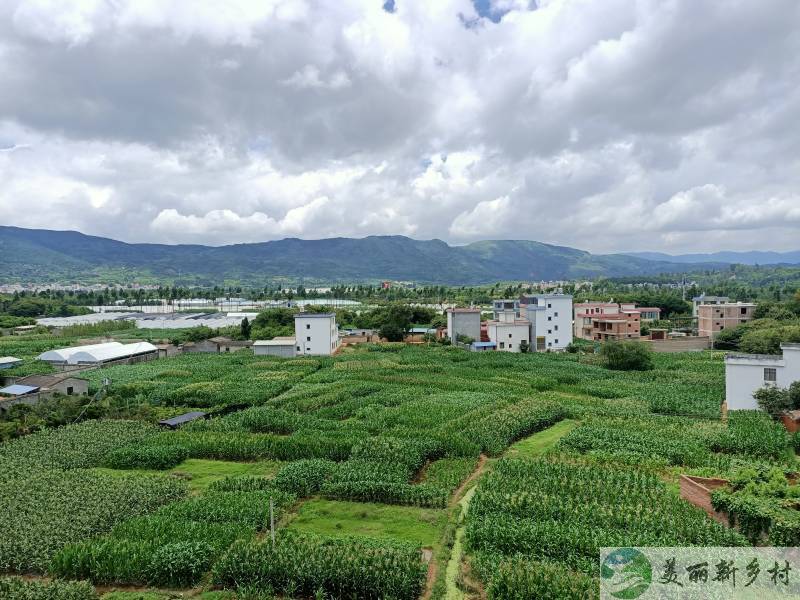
[0, 0, 799, 254]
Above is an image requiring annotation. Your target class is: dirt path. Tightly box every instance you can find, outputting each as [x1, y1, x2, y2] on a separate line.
[422, 548, 437, 600]
[450, 454, 487, 507]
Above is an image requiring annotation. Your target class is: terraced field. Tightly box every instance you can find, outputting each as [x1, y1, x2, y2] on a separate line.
[1, 344, 792, 599]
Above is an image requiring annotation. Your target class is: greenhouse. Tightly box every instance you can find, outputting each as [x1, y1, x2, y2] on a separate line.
[38, 342, 158, 366]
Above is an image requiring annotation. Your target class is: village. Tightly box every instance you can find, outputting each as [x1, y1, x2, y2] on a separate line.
[1, 292, 796, 429]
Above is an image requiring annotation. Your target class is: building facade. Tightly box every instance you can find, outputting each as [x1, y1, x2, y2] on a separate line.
[486, 310, 531, 352]
[725, 344, 800, 410]
[253, 337, 297, 358]
[446, 308, 482, 343]
[697, 303, 756, 339]
[521, 294, 573, 351]
[294, 313, 340, 356]
[573, 301, 653, 342]
[692, 295, 730, 318]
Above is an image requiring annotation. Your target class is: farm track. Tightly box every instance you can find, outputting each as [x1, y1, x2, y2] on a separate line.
[443, 419, 577, 600]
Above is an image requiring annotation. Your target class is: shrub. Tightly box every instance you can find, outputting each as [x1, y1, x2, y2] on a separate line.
[105, 444, 189, 470]
[212, 531, 426, 600]
[148, 541, 216, 588]
[600, 341, 653, 371]
[0, 577, 97, 599]
[273, 459, 336, 496]
[754, 385, 790, 416]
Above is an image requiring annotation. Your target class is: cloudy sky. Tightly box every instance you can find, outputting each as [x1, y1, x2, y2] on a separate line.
[0, 0, 798, 253]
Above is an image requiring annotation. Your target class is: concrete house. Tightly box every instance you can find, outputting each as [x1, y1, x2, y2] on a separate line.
[446, 308, 481, 343]
[521, 294, 573, 351]
[692, 294, 730, 318]
[294, 313, 340, 356]
[487, 309, 531, 352]
[253, 337, 297, 358]
[697, 302, 756, 339]
[725, 344, 800, 410]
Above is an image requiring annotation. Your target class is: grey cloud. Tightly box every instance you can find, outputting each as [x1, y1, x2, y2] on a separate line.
[0, 0, 798, 254]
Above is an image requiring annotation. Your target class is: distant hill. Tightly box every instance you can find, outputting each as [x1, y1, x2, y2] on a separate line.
[627, 250, 800, 266]
[0, 226, 725, 285]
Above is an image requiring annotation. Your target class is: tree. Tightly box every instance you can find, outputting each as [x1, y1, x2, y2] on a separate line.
[240, 317, 252, 339]
[754, 385, 791, 416]
[379, 322, 405, 342]
[600, 341, 654, 371]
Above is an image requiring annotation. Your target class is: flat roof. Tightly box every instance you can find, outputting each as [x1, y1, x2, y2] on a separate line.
[0, 356, 22, 365]
[0, 384, 39, 396]
[472, 341, 496, 347]
[294, 312, 336, 318]
[254, 338, 297, 346]
[159, 411, 207, 427]
[446, 308, 481, 313]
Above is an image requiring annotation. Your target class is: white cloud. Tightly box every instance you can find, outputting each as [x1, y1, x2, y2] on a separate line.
[0, 0, 799, 253]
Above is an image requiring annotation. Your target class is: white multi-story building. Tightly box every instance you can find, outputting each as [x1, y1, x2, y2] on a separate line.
[521, 294, 573, 351]
[294, 313, 340, 356]
[724, 344, 800, 410]
[486, 310, 531, 352]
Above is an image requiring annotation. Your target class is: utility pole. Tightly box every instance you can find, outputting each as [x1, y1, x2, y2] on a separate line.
[269, 498, 275, 548]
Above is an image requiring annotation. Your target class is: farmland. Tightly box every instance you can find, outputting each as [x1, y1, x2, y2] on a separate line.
[0, 342, 793, 599]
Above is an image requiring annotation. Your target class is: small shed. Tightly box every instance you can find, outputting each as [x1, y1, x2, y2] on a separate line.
[470, 341, 497, 352]
[254, 337, 297, 358]
[209, 337, 253, 353]
[0, 384, 40, 397]
[16, 374, 89, 396]
[159, 411, 208, 429]
[0, 357, 23, 370]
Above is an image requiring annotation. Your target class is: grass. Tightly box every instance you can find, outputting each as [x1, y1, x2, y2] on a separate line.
[505, 418, 579, 459]
[92, 458, 282, 493]
[170, 458, 282, 492]
[287, 498, 447, 548]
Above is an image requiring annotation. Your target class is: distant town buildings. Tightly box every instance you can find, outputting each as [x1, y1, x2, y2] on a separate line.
[725, 344, 800, 410]
[697, 302, 756, 339]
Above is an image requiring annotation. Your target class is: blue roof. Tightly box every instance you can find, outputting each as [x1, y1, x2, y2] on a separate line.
[472, 342, 497, 348]
[0, 384, 40, 396]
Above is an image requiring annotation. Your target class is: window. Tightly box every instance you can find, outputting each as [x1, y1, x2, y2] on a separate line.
[764, 368, 777, 382]
[509, 333, 512, 338]
[548, 329, 552, 334]
[509, 344, 513, 349]
[548, 316, 552, 321]
[554, 325, 558, 331]
[66, 386, 74, 395]
[306, 336, 311, 342]
[547, 303, 552, 308]
[500, 342, 505, 349]
[741, 307, 747, 315]
[306, 324, 311, 329]
[554, 312, 558, 317]
[548, 341, 552, 347]
[296, 346, 301, 352]
[555, 339, 559, 344]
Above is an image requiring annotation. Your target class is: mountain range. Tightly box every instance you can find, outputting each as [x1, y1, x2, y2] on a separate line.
[0, 225, 762, 286]
[626, 250, 800, 266]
